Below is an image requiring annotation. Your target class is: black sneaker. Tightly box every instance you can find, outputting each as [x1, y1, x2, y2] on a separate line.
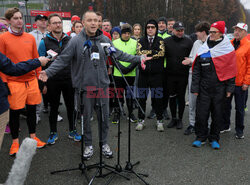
[112, 112, 120, 124]
[42, 106, 49, 113]
[176, 119, 183, 129]
[163, 109, 170, 120]
[147, 109, 156, 119]
[235, 133, 244, 139]
[167, 118, 177, 128]
[127, 113, 137, 123]
[184, 125, 195, 135]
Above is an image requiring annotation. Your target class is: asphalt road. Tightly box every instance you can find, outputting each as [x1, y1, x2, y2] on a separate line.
[1, 94, 250, 185]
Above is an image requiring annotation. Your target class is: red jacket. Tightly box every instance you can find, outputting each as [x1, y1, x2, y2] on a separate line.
[231, 37, 250, 86]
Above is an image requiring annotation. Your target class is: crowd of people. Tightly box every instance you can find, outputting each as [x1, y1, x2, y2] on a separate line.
[0, 8, 249, 161]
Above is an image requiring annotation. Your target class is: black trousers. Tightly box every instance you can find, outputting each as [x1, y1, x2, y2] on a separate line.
[195, 86, 226, 142]
[113, 76, 135, 114]
[162, 71, 169, 110]
[137, 72, 163, 120]
[167, 75, 188, 119]
[9, 105, 36, 139]
[47, 79, 75, 133]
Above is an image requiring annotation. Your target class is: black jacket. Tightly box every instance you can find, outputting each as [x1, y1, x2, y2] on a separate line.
[39, 32, 71, 81]
[137, 19, 165, 74]
[191, 38, 235, 94]
[164, 35, 193, 76]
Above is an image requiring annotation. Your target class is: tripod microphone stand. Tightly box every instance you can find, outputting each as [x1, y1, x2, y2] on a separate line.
[50, 89, 89, 184]
[50, 43, 92, 183]
[104, 48, 149, 185]
[86, 48, 130, 185]
[101, 62, 131, 185]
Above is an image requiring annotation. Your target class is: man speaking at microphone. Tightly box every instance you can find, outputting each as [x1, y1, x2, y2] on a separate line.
[39, 11, 150, 160]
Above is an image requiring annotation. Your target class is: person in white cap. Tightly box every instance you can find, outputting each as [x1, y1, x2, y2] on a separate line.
[222, 23, 250, 139]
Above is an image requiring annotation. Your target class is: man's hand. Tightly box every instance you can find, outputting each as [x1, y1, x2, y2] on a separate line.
[42, 85, 47, 94]
[140, 55, 152, 70]
[108, 67, 112, 75]
[38, 57, 50, 67]
[242, 84, 249, 91]
[39, 71, 48, 82]
[226, 92, 231, 97]
[182, 57, 191, 65]
[194, 93, 198, 96]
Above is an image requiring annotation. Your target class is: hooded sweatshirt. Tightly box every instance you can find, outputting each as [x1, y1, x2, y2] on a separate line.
[45, 28, 141, 90]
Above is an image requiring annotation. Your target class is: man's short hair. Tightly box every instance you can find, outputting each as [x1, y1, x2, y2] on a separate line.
[103, 19, 111, 25]
[82, 11, 96, 21]
[96, 11, 103, 18]
[48, 13, 62, 24]
[5, 7, 22, 20]
[167, 18, 175, 23]
[195, 21, 210, 35]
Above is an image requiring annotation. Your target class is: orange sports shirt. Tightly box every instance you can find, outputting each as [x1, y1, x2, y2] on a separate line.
[0, 31, 40, 83]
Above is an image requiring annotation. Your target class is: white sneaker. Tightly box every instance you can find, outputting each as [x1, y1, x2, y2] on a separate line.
[102, 144, 113, 158]
[135, 120, 145, 131]
[36, 114, 41, 124]
[57, 114, 63, 122]
[156, 120, 164, 132]
[83, 145, 93, 160]
[220, 128, 231, 134]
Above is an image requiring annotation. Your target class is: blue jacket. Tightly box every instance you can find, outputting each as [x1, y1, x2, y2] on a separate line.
[0, 52, 41, 114]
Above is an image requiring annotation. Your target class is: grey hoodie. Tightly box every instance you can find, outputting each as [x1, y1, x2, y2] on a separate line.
[45, 29, 141, 90]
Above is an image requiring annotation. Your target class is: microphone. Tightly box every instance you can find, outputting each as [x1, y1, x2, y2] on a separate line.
[104, 46, 116, 56]
[46, 49, 58, 60]
[91, 45, 100, 67]
[83, 40, 92, 53]
[103, 46, 116, 56]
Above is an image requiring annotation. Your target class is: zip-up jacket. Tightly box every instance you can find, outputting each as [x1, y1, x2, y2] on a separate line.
[113, 38, 137, 77]
[38, 32, 71, 81]
[231, 37, 250, 86]
[45, 28, 141, 90]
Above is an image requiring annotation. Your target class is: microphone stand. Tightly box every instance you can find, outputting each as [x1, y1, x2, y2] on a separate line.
[87, 52, 130, 185]
[104, 49, 149, 185]
[101, 59, 131, 185]
[50, 48, 91, 184]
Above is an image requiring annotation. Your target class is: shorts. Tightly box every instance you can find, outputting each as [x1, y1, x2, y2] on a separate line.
[8, 78, 41, 110]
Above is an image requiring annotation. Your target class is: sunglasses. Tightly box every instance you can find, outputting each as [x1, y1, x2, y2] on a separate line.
[209, 31, 219, 34]
[147, 26, 156, 29]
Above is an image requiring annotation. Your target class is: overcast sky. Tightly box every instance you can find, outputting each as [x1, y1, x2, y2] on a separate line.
[241, 0, 250, 9]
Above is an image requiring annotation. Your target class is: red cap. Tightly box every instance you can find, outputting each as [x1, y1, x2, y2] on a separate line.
[211, 21, 225, 34]
[71, 15, 80, 22]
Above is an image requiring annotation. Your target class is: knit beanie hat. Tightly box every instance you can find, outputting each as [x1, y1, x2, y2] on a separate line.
[121, 23, 132, 34]
[111, 26, 121, 36]
[211, 21, 225, 34]
[158, 17, 167, 25]
[71, 15, 80, 22]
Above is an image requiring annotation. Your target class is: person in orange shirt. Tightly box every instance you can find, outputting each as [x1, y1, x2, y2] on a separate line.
[222, 23, 250, 139]
[0, 7, 46, 156]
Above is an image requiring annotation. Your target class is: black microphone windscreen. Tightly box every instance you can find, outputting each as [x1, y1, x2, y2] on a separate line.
[91, 45, 99, 52]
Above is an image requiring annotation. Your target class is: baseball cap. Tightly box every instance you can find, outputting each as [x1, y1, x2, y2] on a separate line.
[35, 14, 48, 21]
[233, 23, 248, 32]
[173, 21, 185, 30]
